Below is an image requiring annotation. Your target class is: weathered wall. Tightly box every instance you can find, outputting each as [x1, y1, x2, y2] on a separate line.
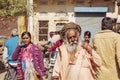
[0, 16, 18, 37]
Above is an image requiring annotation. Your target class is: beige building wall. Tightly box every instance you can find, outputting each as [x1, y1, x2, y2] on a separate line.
[33, 0, 116, 44]
[33, 12, 75, 43]
[33, 2, 76, 43]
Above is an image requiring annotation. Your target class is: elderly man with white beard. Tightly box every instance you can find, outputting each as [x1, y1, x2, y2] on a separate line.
[52, 22, 102, 80]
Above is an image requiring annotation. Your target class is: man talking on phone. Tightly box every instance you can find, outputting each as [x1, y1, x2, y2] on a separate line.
[3, 28, 20, 80]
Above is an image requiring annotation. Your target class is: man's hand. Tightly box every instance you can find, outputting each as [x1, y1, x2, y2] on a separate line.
[82, 41, 88, 49]
[45, 51, 51, 54]
[82, 42, 92, 54]
[18, 40, 22, 46]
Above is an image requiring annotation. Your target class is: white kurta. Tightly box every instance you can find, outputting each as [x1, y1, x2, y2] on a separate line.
[52, 44, 102, 80]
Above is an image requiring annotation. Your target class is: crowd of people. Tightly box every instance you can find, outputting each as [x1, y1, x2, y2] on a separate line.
[2, 17, 120, 80]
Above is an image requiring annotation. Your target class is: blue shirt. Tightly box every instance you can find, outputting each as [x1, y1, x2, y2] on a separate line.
[5, 36, 19, 64]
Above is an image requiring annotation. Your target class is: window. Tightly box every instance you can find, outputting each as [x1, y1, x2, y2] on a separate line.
[39, 21, 48, 41]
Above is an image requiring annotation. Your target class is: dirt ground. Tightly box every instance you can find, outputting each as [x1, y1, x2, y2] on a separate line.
[0, 71, 6, 80]
[0, 61, 6, 80]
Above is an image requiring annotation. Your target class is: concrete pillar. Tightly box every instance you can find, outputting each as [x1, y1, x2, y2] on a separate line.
[115, 1, 118, 16]
[27, 0, 33, 32]
[115, 1, 120, 23]
[27, 0, 34, 41]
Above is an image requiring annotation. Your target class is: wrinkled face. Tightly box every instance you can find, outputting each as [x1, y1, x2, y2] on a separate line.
[22, 34, 31, 46]
[84, 35, 90, 43]
[65, 29, 79, 52]
[67, 29, 79, 45]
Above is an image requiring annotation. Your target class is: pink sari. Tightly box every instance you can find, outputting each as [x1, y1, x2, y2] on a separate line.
[21, 44, 34, 80]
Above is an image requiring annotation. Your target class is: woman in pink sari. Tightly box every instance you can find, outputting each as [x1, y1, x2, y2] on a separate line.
[12, 31, 46, 80]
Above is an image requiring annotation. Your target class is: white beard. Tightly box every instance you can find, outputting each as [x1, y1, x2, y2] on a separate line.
[65, 41, 78, 53]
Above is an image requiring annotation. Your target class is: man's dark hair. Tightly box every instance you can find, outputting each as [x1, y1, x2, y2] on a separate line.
[84, 31, 91, 38]
[101, 17, 115, 30]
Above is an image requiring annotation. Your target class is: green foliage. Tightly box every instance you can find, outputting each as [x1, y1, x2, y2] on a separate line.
[0, 0, 27, 16]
